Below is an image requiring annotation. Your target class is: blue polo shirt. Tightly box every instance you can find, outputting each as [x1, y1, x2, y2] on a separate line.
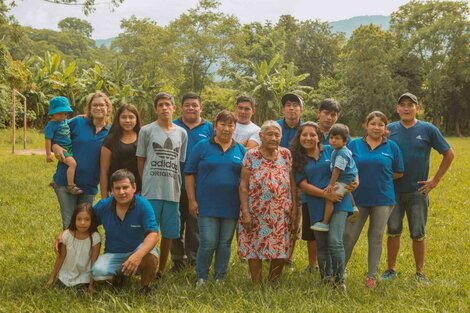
[185, 137, 246, 219]
[173, 118, 214, 190]
[53, 116, 110, 194]
[349, 137, 404, 206]
[93, 195, 159, 254]
[277, 119, 302, 149]
[388, 120, 450, 193]
[295, 145, 353, 224]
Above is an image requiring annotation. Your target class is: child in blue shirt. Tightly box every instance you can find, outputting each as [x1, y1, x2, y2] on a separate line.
[45, 96, 82, 195]
[312, 123, 359, 232]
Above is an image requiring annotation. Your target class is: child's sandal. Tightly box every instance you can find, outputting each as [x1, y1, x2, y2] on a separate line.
[66, 185, 83, 195]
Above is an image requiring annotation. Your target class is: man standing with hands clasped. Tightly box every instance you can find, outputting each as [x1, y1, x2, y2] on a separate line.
[381, 92, 454, 282]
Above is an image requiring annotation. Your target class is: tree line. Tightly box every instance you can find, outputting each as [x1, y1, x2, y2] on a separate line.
[1, 0, 469, 135]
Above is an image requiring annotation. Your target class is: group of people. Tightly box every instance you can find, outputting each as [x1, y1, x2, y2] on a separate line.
[44, 90, 454, 293]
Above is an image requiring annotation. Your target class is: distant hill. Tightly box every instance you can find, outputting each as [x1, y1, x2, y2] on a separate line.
[94, 15, 391, 46]
[329, 15, 390, 37]
[95, 38, 114, 48]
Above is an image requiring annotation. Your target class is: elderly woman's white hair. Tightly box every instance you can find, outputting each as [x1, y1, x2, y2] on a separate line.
[260, 120, 282, 134]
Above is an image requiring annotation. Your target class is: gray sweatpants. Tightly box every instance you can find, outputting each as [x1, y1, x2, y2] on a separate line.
[343, 205, 394, 278]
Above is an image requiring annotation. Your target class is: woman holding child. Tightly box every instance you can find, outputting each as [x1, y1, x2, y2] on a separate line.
[53, 92, 112, 229]
[238, 120, 297, 284]
[291, 121, 354, 290]
[343, 111, 404, 289]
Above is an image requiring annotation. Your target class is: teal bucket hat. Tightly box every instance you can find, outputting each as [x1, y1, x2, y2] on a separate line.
[48, 96, 73, 115]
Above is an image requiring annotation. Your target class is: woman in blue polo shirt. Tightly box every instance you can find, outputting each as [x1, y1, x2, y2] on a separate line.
[53, 92, 112, 229]
[343, 111, 404, 289]
[185, 110, 246, 286]
[291, 122, 354, 290]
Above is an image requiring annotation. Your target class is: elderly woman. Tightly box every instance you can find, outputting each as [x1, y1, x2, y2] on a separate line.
[53, 92, 112, 228]
[343, 111, 404, 288]
[291, 121, 354, 290]
[238, 120, 297, 284]
[185, 110, 246, 286]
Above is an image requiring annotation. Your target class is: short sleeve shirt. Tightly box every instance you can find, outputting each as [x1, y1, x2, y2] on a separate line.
[93, 195, 159, 254]
[58, 230, 101, 286]
[233, 122, 261, 145]
[295, 145, 353, 224]
[388, 120, 450, 192]
[349, 138, 404, 206]
[185, 138, 246, 219]
[330, 146, 358, 185]
[102, 135, 141, 192]
[136, 122, 188, 202]
[173, 118, 214, 190]
[45, 120, 72, 147]
[277, 119, 301, 149]
[53, 116, 110, 194]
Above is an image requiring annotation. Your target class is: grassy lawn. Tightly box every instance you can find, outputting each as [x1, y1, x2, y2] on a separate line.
[0, 129, 469, 312]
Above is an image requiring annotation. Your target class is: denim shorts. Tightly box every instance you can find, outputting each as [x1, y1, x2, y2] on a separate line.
[149, 200, 180, 239]
[91, 245, 159, 280]
[387, 191, 429, 240]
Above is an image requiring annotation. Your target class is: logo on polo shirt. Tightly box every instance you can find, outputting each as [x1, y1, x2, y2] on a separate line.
[381, 152, 391, 157]
[416, 135, 423, 140]
[233, 156, 241, 160]
[199, 134, 207, 137]
[130, 224, 142, 228]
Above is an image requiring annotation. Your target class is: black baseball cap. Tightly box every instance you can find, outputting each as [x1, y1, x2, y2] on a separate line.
[281, 93, 303, 107]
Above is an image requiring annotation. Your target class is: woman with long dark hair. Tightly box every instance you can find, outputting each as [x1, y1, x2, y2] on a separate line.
[100, 104, 142, 198]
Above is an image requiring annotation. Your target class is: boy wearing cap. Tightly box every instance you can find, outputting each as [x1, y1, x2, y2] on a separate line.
[381, 92, 454, 282]
[45, 96, 82, 195]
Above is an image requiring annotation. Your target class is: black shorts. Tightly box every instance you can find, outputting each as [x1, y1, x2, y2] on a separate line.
[301, 203, 315, 241]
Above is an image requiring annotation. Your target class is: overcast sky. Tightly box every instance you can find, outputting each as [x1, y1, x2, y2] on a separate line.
[8, 0, 414, 39]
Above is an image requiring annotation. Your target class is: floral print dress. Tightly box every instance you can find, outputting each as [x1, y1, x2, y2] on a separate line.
[238, 147, 294, 259]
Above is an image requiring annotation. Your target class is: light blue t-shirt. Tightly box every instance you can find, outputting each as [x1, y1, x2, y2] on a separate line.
[387, 120, 450, 193]
[330, 146, 358, 185]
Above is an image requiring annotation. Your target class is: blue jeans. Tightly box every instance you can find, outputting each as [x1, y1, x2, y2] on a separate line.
[314, 211, 348, 284]
[54, 184, 95, 229]
[196, 217, 237, 281]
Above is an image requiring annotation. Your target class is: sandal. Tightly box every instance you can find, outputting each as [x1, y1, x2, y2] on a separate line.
[66, 184, 83, 195]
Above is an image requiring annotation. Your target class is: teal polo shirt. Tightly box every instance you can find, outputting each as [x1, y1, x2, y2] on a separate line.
[349, 137, 404, 207]
[53, 116, 110, 194]
[295, 145, 353, 224]
[93, 195, 159, 254]
[185, 137, 246, 219]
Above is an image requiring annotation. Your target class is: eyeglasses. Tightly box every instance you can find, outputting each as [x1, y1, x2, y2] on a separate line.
[92, 104, 107, 109]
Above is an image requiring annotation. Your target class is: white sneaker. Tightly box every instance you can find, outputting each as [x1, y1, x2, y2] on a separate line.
[196, 278, 206, 288]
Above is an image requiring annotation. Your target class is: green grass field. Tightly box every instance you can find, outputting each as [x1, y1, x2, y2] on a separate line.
[0, 129, 469, 312]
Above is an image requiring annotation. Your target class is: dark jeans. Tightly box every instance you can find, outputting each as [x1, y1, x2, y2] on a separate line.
[315, 211, 348, 284]
[171, 192, 199, 263]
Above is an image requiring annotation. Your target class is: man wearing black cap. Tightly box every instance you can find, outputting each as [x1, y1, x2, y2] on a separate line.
[381, 92, 454, 282]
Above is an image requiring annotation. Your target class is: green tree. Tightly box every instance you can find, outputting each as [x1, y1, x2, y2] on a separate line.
[58, 17, 93, 38]
[339, 25, 403, 132]
[391, 0, 470, 131]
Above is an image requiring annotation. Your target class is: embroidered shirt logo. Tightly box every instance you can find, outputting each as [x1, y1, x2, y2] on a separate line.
[198, 134, 207, 137]
[130, 224, 142, 228]
[416, 135, 423, 140]
[233, 156, 241, 160]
